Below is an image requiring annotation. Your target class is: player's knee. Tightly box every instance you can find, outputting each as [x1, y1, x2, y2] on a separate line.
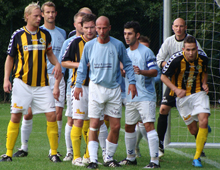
[199, 118, 208, 128]
[125, 124, 135, 132]
[159, 106, 170, 115]
[144, 122, 154, 132]
[111, 123, 120, 132]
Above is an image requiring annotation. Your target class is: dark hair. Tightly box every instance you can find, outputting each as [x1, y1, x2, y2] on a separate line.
[183, 36, 197, 46]
[139, 35, 151, 44]
[124, 21, 141, 34]
[81, 13, 97, 26]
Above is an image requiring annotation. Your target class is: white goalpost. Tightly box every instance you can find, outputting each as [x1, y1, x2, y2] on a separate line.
[163, 0, 220, 149]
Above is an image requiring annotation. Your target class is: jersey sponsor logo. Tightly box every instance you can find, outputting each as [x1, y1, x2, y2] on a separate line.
[13, 103, 23, 109]
[23, 44, 46, 51]
[94, 63, 112, 69]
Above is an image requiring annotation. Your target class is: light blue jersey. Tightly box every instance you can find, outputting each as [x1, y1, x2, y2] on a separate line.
[125, 43, 157, 102]
[59, 35, 77, 96]
[40, 25, 66, 74]
[76, 37, 136, 89]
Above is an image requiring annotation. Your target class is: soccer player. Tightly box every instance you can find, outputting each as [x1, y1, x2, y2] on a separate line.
[74, 16, 137, 169]
[134, 35, 161, 158]
[61, 11, 87, 161]
[119, 21, 160, 168]
[156, 18, 204, 157]
[12, 1, 66, 158]
[161, 36, 210, 167]
[68, 7, 92, 38]
[0, 2, 62, 162]
[61, 13, 97, 166]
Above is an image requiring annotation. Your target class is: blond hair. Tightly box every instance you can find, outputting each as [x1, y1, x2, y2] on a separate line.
[24, 2, 40, 22]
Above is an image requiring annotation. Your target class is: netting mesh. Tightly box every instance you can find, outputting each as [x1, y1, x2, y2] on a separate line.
[168, 0, 220, 146]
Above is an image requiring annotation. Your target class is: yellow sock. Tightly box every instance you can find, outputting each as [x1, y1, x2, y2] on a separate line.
[6, 120, 20, 157]
[47, 121, 58, 156]
[83, 128, 90, 159]
[82, 120, 90, 143]
[104, 120, 109, 129]
[194, 127, 208, 159]
[71, 125, 82, 160]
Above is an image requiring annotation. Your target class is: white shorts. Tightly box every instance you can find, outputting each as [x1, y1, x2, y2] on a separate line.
[89, 81, 122, 119]
[65, 95, 72, 117]
[125, 101, 156, 125]
[72, 85, 89, 120]
[48, 74, 65, 108]
[11, 78, 55, 115]
[176, 91, 210, 125]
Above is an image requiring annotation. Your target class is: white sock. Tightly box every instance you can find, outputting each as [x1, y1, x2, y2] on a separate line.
[98, 122, 108, 153]
[21, 118, 33, 152]
[147, 129, 159, 165]
[65, 123, 73, 154]
[135, 124, 142, 149]
[88, 141, 99, 163]
[105, 139, 118, 162]
[139, 123, 147, 141]
[125, 131, 136, 161]
[57, 120, 62, 144]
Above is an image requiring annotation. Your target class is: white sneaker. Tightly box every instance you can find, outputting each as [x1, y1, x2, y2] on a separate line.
[63, 153, 73, 161]
[72, 157, 85, 166]
[82, 157, 90, 164]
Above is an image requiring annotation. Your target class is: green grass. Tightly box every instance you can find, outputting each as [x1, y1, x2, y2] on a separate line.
[0, 103, 220, 169]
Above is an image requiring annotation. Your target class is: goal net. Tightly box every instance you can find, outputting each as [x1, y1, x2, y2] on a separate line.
[165, 0, 220, 148]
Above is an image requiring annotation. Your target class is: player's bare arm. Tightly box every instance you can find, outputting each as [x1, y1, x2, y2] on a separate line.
[202, 72, 209, 94]
[133, 65, 157, 77]
[61, 60, 79, 69]
[47, 49, 62, 79]
[161, 74, 186, 98]
[73, 87, 83, 100]
[53, 75, 61, 101]
[3, 55, 14, 93]
[128, 84, 138, 99]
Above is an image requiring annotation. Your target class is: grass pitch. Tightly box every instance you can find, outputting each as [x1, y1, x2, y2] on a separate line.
[0, 103, 220, 169]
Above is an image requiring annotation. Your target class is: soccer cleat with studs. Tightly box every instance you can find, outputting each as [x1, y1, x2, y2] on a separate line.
[0, 154, 12, 162]
[119, 158, 137, 165]
[192, 159, 202, 167]
[143, 162, 160, 168]
[50, 155, 62, 163]
[104, 160, 121, 167]
[63, 153, 73, 161]
[87, 162, 98, 169]
[13, 149, 28, 157]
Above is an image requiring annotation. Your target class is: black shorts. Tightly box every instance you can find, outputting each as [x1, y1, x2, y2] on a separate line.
[161, 87, 176, 107]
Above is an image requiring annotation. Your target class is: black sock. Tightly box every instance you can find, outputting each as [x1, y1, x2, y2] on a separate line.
[157, 114, 168, 149]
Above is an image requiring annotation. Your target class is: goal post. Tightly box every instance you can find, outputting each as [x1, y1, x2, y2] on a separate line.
[163, 0, 220, 149]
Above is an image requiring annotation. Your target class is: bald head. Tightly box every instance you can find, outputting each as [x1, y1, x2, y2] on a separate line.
[173, 18, 186, 26]
[96, 16, 110, 26]
[96, 16, 111, 43]
[172, 18, 187, 40]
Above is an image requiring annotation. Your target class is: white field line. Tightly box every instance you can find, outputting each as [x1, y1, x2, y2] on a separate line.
[120, 128, 220, 169]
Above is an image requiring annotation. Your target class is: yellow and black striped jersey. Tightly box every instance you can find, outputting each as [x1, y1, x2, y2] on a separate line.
[62, 35, 89, 86]
[7, 26, 52, 86]
[162, 50, 208, 96]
